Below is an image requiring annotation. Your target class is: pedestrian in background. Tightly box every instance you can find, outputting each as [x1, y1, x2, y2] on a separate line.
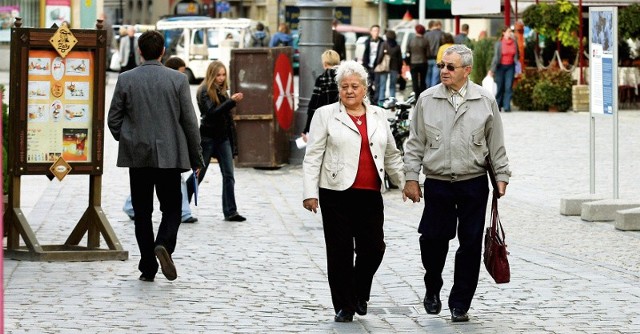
[269, 23, 293, 47]
[332, 19, 346, 61]
[361, 24, 382, 103]
[454, 23, 471, 46]
[489, 26, 519, 112]
[301, 50, 341, 142]
[402, 44, 511, 322]
[303, 60, 405, 323]
[425, 20, 444, 87]
[250, 22, 269, 47]
[108, 31, 204, 282]
[186, 61, 246, 222]
[375, 29, 402, 106]
[119, 26, 141, 73]
[436, 33, 455, 63]
[122, 56, 199, 224]
[406, 24, 430, 98]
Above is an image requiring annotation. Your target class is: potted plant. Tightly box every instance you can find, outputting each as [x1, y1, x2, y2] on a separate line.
[531, 69, 574, 112]
[512, 70, 542, 111]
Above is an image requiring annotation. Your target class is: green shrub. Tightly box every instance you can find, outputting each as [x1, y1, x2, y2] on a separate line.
[619, 4, 640, 41]
[513, 70, 542, 111]
[470, 37, 495, 85]
[531, 70, 574, 111]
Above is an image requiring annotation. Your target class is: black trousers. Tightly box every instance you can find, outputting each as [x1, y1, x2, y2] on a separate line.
[418, 176, 489, 312]
[130, 168, 182, 278]
[410, 62, 428, 98]
[319, 188, 385, 314]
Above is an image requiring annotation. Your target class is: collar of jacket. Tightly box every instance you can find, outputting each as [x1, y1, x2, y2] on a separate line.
[334, 102, 381, 139]
[140, 60, 163, 67]
[431, 80, 483, 101]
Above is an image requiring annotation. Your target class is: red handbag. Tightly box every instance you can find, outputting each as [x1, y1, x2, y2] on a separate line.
[483, 157, 511, 284]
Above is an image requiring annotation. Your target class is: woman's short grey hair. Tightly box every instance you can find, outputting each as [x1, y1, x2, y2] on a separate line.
[335, 60, 369, 88]
[443, 44, 474, 67]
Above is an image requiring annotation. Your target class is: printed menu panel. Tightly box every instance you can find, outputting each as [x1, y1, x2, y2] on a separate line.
[26, 49, 93, 163]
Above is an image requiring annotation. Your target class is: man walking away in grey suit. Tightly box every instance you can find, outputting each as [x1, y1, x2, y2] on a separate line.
[108, 30, 204, 282]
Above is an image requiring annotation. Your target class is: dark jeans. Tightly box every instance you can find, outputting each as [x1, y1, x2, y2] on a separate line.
[495, 63, 515, 111]
[418, 176, 489, 312]
[129, 167, 182, 278]
[410, 62, 428, 97]
[319, 187, 385, 314]
[187, 137, 238, 218]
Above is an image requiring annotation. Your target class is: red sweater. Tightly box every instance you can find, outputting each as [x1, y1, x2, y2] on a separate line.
[349, 114, 382, 191]
[500, 39, 516, 65]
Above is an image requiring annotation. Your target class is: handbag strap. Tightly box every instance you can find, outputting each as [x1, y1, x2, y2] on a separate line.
[490, 194, 506, 244]
[488, 155, 505, 243]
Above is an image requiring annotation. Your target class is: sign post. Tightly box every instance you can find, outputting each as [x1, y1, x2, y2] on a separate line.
[589, 7, 618, 199]
[4, 18, 128, 261]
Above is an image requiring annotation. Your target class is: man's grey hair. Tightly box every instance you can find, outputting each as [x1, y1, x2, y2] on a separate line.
[335, 60, 369, 88]
[443, 44, 474, 67]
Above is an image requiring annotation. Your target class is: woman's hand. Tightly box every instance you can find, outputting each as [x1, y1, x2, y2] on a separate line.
[231, 92, 244, 102]
[303, 198, 319, 213]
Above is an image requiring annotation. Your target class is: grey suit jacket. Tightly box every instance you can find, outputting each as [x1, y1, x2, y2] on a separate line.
[108, 60, 204, 170]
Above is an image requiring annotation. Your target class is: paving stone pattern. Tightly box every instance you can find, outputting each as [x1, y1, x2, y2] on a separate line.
[3, 72, 640, 333]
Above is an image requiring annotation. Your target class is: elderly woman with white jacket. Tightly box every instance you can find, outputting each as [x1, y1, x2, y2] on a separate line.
[302, 60, 405, 323]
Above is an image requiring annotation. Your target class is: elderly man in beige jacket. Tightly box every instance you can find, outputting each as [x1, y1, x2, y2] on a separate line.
[403, 44, 511, 323]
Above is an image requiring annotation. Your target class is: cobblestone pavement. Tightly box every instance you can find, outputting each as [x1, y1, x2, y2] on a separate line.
[3, 72, 640, 333]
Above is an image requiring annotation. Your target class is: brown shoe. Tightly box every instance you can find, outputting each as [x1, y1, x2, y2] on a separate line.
[154, 245, 177, 281]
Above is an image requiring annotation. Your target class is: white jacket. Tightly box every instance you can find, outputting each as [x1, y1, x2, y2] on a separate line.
[303, 102, 405, 200]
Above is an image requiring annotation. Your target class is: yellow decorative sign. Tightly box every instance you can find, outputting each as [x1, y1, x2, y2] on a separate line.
[49, 156, 72, 181]
[49, 22, 78, 58]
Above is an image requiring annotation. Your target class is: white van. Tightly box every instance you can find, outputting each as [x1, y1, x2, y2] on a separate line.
[156, 16, 253, 83]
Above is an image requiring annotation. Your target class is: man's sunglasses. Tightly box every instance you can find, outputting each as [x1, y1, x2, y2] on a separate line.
[436, 62, 466, 71]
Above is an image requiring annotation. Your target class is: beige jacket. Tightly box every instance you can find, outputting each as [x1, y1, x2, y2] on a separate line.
[404, 81, 511, 183]
[303, 102, 405, 200]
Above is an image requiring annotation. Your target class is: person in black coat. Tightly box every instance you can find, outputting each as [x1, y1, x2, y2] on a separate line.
[186, 61, 246, 222]
[301, 50, 341, 142]
[332, 20, 346, 61]
[361, 25, 382, 103]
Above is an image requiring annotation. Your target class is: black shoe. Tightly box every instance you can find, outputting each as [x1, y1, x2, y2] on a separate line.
[334, 309, 354, 322]
[181, 216, 198, 223]
[423, 293, 442, 314]
[138, 275, 154, 282]
[154, 245, 177, 281]
[451, 308, 469, 322]
[355, 300, 367, 316]
[225, 213, 246, 222]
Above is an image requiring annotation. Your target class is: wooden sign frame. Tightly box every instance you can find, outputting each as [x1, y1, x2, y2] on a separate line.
[4, 18, 127, 261]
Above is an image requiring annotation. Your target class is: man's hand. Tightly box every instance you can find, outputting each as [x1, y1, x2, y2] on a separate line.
[497, 181, 507, 197]
[402, 180, 423, 203]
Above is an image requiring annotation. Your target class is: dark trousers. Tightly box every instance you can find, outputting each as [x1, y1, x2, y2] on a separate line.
[130, 168, 182, 278]
[366, 67, 377, 103]
[410, 62, 428, 97]
[319, 188, 385, 314]
[187, 137, 238, 218]
[418, 176, 489, 312]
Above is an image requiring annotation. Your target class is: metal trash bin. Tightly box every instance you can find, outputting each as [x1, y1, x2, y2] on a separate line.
[230, 47, 294, 167]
